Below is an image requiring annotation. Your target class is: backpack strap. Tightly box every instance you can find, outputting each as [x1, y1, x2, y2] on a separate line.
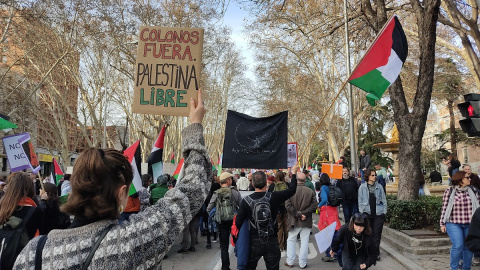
[35, 235, 48, 270]
[81, 223, 115, 270]
[16, 206, 36, 233]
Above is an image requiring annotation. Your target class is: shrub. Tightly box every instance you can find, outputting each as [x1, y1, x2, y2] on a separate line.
[385, 195, 442, 232]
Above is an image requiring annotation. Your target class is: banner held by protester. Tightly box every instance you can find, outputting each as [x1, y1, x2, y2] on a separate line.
[222, 110, 288, 169]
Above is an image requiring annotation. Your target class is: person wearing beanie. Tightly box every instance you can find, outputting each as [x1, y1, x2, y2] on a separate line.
[150, 174, 170, 205]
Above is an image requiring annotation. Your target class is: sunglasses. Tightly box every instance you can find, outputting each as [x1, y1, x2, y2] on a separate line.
[370, 174, 377, 177]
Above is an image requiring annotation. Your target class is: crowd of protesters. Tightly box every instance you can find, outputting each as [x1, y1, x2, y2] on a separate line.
[1, 88, 480, 270]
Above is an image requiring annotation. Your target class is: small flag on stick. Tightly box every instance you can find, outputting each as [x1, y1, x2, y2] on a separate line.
[51, 157, 64, 185]
[147, 125, 167, 181]
[123, 140, 142, 195]
[173, 158, 184, 180]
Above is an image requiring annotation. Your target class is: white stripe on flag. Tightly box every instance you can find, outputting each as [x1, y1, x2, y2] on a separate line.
[130, 159, 142, 193]
[376, 49, 404, 84]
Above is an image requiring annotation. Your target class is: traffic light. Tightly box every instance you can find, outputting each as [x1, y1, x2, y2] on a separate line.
[458, 93, 480, 137]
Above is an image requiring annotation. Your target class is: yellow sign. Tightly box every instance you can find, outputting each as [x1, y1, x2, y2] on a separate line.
[38, 153, 59, 162]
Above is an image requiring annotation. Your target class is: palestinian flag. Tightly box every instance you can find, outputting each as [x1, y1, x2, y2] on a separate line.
[0, 115, 17, 132]
[170, 151, 175, 163]
[147, 125, 167, 181]
[50, 157, 64, 185]
[348, 15, 408, 106]
[123, 140, 142, 195]
[173, 158, 184, 180]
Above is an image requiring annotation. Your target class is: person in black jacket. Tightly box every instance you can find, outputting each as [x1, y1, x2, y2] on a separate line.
[235, 165, 298, 270]
[337, 167, 359, 224]
[466, 207, 480, 265]
[330, 213, 377, 270]
[39, 182, 71, 233]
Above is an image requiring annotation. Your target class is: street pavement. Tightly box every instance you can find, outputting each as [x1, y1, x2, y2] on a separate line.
[162, 213, 408, 270]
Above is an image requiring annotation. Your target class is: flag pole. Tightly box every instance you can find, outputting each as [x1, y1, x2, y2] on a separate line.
[37, 171, 45, 190]
[297, 80, 348, 162]
[345, 0, 357, 173]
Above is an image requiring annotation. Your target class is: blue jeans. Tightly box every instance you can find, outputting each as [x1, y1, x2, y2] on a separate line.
[360, 170, 365, 183]
[342, 200, 358, 224]
[446, 222, 472, 270]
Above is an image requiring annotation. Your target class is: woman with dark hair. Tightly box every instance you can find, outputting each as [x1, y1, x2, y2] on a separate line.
[440, 171, 480, 270]
[444, 155, 461, 185]
[318, 172, 341, 262]
[39, 182, 71, 233]
[14, 90, 211, 269]
[0, 172, 44, 269]
[330, 213, 376, 270]
[358, 168, 387, 262]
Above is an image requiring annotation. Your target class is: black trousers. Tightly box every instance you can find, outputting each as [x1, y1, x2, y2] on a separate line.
[341, 252, 366, 270]
[368, 214, 385, 258]
[247, 236, 281, 270]
[217, 220, 233, 270]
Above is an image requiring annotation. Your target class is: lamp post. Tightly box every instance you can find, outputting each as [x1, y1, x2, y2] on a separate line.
[103, 41, 138, 148]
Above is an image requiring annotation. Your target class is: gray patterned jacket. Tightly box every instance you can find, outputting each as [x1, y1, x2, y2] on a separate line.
[14, 123, 211, 270]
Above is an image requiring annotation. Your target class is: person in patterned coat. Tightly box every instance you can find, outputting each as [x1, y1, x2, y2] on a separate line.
[14, 90, 210, 270]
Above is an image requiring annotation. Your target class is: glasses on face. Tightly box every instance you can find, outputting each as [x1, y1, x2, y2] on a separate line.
[370, 174, 377, 177]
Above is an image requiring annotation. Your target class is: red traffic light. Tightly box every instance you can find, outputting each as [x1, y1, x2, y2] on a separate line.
[468, 105, 474, 117]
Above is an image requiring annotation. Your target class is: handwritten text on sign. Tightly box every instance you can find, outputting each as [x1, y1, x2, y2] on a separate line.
[133, 27, 204, 116]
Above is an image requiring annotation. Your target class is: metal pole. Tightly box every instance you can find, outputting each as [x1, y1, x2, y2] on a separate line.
[103, 41, 138, 148]
[344, 0, 357, 173]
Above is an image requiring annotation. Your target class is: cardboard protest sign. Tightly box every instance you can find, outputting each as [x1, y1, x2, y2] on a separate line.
[321, 163, 343, 179]
[287, 142, 298, 168]
[18, 133, 41, 173]
[133, 27, 204, 116]
[2, 133, 31, 172]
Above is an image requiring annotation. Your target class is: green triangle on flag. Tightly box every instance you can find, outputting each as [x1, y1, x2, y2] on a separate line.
[51, 157, 64, 186]
[0, 116, 17, 132]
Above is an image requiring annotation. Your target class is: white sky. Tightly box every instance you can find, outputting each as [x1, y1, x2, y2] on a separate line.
[222, 1, 256, 81]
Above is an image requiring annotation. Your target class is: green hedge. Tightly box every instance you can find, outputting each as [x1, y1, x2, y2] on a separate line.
[385, 195, 442, 232]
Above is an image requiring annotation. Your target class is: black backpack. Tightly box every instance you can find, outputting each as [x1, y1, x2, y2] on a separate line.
[0, 207, 36, 270]
[327, 185, 343, 207]
[244, 191, 275, 240]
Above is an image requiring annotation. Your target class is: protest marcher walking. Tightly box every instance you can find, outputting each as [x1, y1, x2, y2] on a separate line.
[206, 172, 241, 270]
[284, 168, 317, 269]
[274, 170, 289, 251]
[39, 182, 71, 234]
[318, 173, 341, 262]
[150, 174, 169, 204]
[358, 168, 388, 262]
[336, 167, 359, 224]
[330, 213, 377, 270]
[235, 165, 297, 270]
[359, 150, 371, 183]
[237, 171, 250, 191]
[0, 172, 44, 270]
[138, 174, 152, 211]
[440, 171, 480, 270]
[463, 164, 480, 265]
[14, 89, 210, 269]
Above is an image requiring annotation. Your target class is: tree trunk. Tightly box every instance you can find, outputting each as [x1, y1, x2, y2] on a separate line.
[390, 0, 441, 200]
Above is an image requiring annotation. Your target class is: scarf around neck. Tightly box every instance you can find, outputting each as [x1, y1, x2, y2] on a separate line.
[17, 197, 37, 207]
[443, 186, 479, 224]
